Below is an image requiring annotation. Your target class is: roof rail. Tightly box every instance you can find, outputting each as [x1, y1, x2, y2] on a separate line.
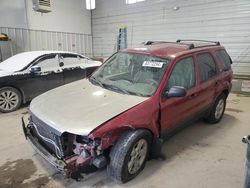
[144, 41, 174, 45]
[143, 41, 194, 49]
[176, 39, 220, 46]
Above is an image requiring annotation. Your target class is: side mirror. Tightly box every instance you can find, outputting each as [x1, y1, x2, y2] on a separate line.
[30, 66, 41, 73]
[165, 86, 187, 98]
[59, 62, 64, 67]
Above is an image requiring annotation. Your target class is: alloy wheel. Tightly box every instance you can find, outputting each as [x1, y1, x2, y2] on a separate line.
[128, 139, 148, 174]
[0, 90, 19, 111]
[215, 99, 225, 120]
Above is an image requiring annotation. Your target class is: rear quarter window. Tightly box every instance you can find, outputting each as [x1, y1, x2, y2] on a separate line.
[215, 50, 232, 71]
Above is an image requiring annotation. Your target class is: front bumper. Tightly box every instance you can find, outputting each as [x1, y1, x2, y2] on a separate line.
[22, 116, 107, 180]
[22, 118, 66, 171]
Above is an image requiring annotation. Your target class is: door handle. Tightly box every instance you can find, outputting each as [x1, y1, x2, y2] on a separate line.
[215, 81, 219, 86]
[189, 93, 198, 99]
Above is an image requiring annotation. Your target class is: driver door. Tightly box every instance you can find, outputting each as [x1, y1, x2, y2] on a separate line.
[20, 54, 64, 100]
[160, 56, 199, 135]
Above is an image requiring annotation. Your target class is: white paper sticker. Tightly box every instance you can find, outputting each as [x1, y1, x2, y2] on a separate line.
[242, 80, 250, 92]
[142, 61, 164, 68]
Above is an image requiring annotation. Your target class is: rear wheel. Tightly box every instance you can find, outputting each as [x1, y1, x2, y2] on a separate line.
[0, 87, 22, 113]
[107, 129, 152, 183]
[205, 93, 226, 124]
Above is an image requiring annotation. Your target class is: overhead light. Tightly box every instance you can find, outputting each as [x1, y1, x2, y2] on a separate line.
[126, 0, 145, 5]
[86, 0, 95, 10]
[173, 6, 180, 11]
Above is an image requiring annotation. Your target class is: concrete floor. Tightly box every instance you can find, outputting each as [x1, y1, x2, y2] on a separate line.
[0, 93, 249, 188]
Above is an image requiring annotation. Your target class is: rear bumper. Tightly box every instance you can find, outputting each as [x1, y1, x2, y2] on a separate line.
[22, 118, 66, 172]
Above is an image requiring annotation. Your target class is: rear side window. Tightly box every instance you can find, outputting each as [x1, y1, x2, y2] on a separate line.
[61, 54, 83, 68]
[197, 53, 217, 83]
[215, 50, 232, 71]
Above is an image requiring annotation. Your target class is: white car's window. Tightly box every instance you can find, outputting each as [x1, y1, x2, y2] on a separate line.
[90, 52, 169, 97]
[61, 54, 86, 68]
[35, 55, 60, 72]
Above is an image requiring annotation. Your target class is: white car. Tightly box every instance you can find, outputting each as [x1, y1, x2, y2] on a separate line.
[0, 51, 101, 112]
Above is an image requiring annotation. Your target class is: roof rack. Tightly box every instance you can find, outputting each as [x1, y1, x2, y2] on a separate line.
[176, 39, 220, 46]
[143, 40, 221, 50]
[143, 41, 194, 49]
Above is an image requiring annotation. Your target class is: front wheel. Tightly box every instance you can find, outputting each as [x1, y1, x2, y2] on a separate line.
[205, 93, 226, 124]
[107, 129, 152, 183]
[0, 87, 22, 113]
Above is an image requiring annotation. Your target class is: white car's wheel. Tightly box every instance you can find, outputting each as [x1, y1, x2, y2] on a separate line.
[0, 87, 22, 113]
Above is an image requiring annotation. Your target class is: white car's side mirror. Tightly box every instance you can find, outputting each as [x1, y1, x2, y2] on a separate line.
[30, 66, 41, 73]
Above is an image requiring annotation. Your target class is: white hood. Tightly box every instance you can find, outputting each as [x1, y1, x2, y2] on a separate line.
[0, 70, 15, 77]
[30, 79, 148, 135]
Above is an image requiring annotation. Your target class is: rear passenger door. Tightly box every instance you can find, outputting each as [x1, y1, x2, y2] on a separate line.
[194, 52, 219, 111]
[60, 54, 86, 84]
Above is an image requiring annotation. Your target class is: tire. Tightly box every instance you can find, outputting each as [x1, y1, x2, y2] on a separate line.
[205, 93, 226, 124]
[107, 129, 152, 183]
[0, 87, 22, 113]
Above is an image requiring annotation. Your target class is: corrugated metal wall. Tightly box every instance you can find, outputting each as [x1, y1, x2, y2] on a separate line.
[0, 27, 93, 57]
[92, 0, 250, 75]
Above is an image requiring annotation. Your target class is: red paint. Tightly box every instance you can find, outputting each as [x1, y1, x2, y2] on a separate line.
[89, 43, 233, 150]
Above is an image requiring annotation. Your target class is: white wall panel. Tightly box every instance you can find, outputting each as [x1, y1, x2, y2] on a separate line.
[92, 0, 250, 75]
[0, 0, 28, 29]
[0, 27, 93, 57]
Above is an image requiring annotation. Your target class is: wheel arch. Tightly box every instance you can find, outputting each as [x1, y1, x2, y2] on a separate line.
[222, 89, 229, 98]
[92, 126, 154, 150]
[0, 85, 26, 104]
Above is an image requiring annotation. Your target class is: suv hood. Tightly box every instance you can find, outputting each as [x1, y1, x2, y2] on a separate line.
[30, 79, 148, 135]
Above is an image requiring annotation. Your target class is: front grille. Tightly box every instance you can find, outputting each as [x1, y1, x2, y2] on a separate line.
[29, 113, 64, 159]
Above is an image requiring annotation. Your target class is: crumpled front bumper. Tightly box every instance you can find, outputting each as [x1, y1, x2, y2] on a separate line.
[22, 117, 66, 172]
[22, 117, 107, 180]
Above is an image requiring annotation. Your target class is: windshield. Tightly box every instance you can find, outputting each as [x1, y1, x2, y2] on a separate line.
[90, 52, 169, 97]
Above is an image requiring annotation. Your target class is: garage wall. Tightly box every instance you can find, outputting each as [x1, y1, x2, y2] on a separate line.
[0, 0, 28, 29]
[25, 0, 92, 34]
[0, 0, 93, 59]
[0, 27, 92, 57]
[92, 0, 250, 75]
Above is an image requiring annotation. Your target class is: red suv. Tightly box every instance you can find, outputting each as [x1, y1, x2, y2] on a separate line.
[23, 40, 233, 183]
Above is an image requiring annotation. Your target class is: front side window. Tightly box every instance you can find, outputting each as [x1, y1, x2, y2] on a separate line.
[91, 52, 169, 97]
[197, 53, 217, 83]
[35, 54, 60, 72]
[166, 57, 195, 91]
[215, 50, 231, 71]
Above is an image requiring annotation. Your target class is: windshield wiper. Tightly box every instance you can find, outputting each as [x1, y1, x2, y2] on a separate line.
[102, 84, 130, 95]
[125, 90, 148, 97]
[89, 77, 103, 88]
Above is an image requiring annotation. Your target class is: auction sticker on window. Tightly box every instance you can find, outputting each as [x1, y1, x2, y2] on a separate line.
[142, 61, 164, 68]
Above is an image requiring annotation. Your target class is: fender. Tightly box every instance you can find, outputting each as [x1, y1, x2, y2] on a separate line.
[89, 96, 160, 150]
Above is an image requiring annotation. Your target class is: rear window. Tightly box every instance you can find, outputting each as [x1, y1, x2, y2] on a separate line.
[215, 50, 232, 71]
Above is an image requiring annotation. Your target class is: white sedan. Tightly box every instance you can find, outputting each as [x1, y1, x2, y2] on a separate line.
[0, 51, 101, 112]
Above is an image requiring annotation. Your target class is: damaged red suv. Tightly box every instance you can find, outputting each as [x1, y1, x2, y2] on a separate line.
[23, 40, 233, 183]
